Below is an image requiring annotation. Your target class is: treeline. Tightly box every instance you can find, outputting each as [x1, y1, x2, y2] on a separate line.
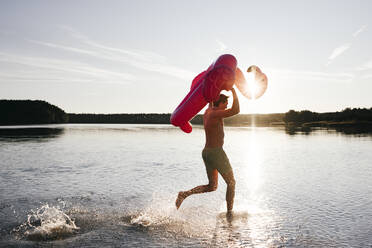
[225, 113, 284, 126]
[0, 100, 284, 126]
[68, 113, 284, 126]
[283, 108, 372, 125]
[68, 113, 172, 124]
[0, 100, 68, 125]
[2, 99, 371, 128]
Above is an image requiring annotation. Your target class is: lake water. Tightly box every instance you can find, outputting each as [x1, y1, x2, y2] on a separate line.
[0, 124, 372, 247]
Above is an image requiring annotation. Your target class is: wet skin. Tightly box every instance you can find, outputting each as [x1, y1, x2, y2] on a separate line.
[176, 88, 240, 212]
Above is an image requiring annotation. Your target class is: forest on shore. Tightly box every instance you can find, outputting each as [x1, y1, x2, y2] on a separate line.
[0, 100, 68, 125]
[68, 112, 284, 126]
[1, 100, 372, 129]
[283, 108, 372, 127]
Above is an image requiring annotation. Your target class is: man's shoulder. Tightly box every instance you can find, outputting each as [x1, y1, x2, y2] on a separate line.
[206, 109, 223, 120]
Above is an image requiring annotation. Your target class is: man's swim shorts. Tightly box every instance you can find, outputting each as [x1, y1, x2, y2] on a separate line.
[202, 147, 232, 175]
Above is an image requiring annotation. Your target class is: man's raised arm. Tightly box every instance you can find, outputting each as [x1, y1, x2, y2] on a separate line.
[211, 88, 240, 119]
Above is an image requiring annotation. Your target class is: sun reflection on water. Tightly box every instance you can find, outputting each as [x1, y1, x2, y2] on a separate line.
[242, 127, 264, 192]
[231, 128, 280, 247]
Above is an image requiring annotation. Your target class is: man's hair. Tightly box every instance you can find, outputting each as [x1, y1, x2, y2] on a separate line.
[213, 94, 229, 107]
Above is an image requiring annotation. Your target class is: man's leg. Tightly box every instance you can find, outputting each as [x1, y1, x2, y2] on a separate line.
[175, 168, 218, 209]
[221, 170, 236, 212]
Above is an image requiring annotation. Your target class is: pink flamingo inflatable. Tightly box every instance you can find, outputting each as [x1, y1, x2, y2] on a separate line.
[170, 54, 267, 133]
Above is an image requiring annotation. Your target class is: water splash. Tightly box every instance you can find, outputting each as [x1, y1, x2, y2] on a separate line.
[13, 204, 79, 241]
[126, 192, 218, 239]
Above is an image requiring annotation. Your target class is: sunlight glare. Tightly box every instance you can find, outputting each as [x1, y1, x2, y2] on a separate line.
[235, 129, 279, 247]
[241, 128, 264, 193]
[246, 70, 260, 100]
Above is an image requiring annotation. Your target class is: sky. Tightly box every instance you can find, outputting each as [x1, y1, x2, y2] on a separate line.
[0, 0, 371, 114]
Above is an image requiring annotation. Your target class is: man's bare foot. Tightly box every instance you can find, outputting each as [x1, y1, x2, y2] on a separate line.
[175, 192, 187, 209]
[226, 210, 234, 221]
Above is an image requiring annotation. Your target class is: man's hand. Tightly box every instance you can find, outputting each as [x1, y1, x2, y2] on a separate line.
[210, 88, 240, 119]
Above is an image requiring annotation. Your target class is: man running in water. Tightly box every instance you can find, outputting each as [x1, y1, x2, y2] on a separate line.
[175, 88, 239, 213]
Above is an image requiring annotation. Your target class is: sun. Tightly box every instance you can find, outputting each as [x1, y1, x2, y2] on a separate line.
[245, 71, 260, 100]
[235, 66, 268, 101]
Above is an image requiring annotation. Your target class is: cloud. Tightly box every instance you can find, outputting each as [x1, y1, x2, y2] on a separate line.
[326, 25, 367, 66]
[353, 25, 367, 37]
[355, 59, 372, 71]
[268, 68, 354, 82]
[28, 40, 98, 56]
[216, 39, 227, 52]
[361, 74, 372, 79]
[0, 71, 89, 82]
[0, 52, 136, 84]
[363, 59, 372, 69]
[56, 26, 194, 80]
[326, 43, 351, 66]
[354, 59, 372, 78]
[1, 25, 195, 85]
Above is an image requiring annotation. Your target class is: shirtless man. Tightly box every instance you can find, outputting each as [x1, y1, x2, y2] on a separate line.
[175, 88, 240, 213]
